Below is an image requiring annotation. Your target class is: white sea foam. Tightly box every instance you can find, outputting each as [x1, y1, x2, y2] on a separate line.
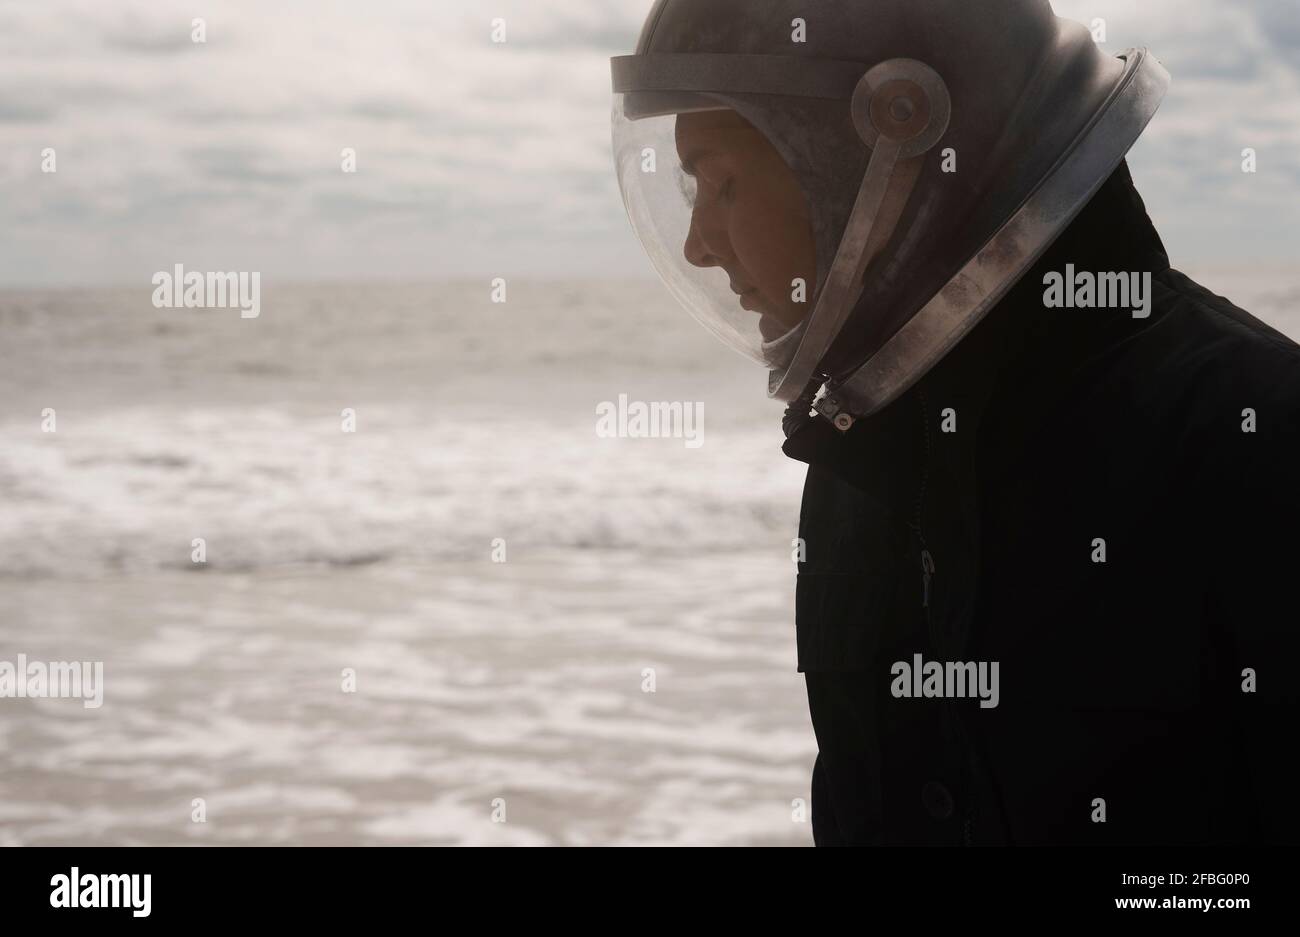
[0, 280, 805, 578]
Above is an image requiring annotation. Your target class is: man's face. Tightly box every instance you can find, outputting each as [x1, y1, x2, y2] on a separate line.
[674, 109, 817, 342]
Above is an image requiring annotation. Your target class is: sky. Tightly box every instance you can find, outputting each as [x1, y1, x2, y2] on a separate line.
[0, 0, 1296, 288]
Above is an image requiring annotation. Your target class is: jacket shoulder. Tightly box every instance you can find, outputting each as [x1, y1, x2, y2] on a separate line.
[1135, 269, 1300, 495]
[1115, 270, 1300, 425]
[1153, 269, 1300, 393]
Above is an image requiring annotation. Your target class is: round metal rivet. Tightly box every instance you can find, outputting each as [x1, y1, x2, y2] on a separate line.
[890, 96, 915, 121]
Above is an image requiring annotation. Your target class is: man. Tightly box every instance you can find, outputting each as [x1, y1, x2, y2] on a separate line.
[611, 0, 1299, 844]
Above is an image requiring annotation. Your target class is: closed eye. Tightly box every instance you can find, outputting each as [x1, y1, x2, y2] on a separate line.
[675, 165, 698, 207]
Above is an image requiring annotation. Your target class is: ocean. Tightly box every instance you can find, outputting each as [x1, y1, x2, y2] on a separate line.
[0, 278, 813, 845]
[0, 271, 1294, 844]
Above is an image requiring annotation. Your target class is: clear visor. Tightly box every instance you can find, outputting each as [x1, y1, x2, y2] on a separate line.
[612, 93, 818, 369]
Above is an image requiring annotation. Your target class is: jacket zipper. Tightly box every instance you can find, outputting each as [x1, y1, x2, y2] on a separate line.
[913, 385, 934, 636]
[917, 384, 973, 847]
[921, 548, 935, 613]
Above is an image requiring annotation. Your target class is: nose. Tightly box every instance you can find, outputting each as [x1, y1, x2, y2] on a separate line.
[683, 205, 728, 270]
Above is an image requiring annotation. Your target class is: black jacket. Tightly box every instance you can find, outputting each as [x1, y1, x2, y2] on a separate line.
[783, 162, 1300, 845]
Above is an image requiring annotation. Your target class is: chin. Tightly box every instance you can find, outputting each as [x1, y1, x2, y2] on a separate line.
[758, 313, 789, 343]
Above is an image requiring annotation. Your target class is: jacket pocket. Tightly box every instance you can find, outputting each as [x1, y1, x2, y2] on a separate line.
[796, 570, 910, 672]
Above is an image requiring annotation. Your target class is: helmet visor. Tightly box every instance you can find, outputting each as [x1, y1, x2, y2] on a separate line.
[612, 93, 818, 368]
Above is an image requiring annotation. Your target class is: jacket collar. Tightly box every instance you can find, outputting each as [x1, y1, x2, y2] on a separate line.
[783, 159, 1171, 492]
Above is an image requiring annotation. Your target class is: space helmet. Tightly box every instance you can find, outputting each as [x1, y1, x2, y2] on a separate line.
[610, 0, 1168, 429]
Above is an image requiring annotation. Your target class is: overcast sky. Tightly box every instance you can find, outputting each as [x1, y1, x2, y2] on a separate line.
[0, 0, 1295, 287]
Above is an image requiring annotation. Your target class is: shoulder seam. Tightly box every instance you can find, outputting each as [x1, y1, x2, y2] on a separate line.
[1154, 272, 1300, 364]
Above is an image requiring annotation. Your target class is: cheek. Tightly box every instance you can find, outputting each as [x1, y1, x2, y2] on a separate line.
[729, 200, 815, 299]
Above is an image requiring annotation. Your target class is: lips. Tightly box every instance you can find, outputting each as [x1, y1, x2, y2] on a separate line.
[730, 280, 758, 306]
[726, 273, 762, 312]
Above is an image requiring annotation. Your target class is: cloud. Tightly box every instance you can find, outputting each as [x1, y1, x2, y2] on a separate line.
[0, 0, 1293, 286]
[185, 145, 304, 186]
[1250, 0, 1300, 61]
[102, 27, 203, 55]
[0, 94, 55, 122]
